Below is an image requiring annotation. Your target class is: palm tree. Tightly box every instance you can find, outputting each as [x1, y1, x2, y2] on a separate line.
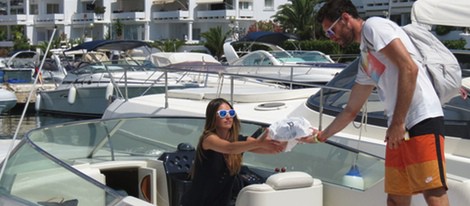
[150, 39, 185, 52]
[200, 26, 230, 60]
[12, 25, 30, 51]
[0, 29, 6, 41]
[272, 0, 323, 40]
[114, 19, 123, 40]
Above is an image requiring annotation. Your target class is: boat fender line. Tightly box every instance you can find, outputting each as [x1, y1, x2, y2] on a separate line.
[35, 93, 41, 111]
[105, 82, 114, 100]
[68, 86, 77, 104]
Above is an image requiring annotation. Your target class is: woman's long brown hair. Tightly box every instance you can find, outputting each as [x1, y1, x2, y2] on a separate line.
[195, 98, 242, 176]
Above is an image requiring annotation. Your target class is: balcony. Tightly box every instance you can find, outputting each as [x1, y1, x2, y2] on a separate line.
[197, 9, 236, 19]
[0, 14, 27, 25]
[152, 10, 189, 21]
[238, 10, 254, 19]
[35, 14, 65, 25]
[112, 12, 146, 22]
[72, 13, 105, 24]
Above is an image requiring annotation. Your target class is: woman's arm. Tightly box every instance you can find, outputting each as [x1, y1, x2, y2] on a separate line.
[245, 136, 287, 154]
[203, 132, 284, 154]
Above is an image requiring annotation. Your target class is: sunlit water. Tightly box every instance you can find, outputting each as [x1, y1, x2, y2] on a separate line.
[0, 106, 95, 140]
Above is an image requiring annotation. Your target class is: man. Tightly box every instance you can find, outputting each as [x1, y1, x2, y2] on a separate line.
[302, 0, 449, 205]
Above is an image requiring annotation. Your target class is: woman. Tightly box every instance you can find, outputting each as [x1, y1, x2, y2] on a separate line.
[181, 98, 285, 206]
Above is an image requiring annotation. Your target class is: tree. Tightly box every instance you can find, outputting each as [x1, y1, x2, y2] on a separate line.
[12, 25, 30, 51]
[0, 28, 6, 41]
[247, 20, 283, 33]
[272, 0, 323, 40]
[94, 6, 106, 14]
[114, 19, 123, 40]
[200, 26, 230, 60]
[150, 39, 185, 52]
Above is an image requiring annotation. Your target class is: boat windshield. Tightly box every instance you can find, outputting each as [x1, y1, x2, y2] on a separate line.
[0, 116, 384, 203]
[70, 60, 157, 75]
[0, 137, 125, 205]
[271, 51, 334, 64]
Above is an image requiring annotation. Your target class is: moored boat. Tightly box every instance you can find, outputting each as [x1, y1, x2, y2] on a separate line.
[35, 40, 203, 117]
[0, 88, 16, 113]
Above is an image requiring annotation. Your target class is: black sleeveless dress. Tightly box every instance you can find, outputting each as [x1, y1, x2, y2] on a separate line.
[181, 135, 247, 206]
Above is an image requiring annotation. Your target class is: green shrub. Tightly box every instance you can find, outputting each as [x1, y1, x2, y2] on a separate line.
[443, 39, 466, 50]
[435, 26, 454, 36]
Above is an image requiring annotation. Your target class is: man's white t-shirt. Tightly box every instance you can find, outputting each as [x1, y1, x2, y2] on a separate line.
[357, 17, 443, 129]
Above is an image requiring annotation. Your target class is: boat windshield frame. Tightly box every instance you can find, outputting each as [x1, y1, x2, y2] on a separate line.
[2, 116, 385, 196]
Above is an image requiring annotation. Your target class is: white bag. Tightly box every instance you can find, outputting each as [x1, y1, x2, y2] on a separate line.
[269, 117, 313, 152]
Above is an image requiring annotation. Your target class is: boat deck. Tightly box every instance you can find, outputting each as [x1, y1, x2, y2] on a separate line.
[1, 83, 57, 103]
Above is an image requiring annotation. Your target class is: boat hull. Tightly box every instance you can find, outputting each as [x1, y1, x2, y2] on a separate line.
[0, 89, 17, 113]
[37, 85, 188, 116]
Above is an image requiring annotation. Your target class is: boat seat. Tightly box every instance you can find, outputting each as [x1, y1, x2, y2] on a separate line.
[439, 175, 470, 205]
[235, 171, 323, 206]
[158, 143, 195, 206]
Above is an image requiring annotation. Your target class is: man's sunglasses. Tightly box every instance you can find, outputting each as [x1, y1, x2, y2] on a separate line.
[325, 17, 341, 38]
[217, 109, 236, 118]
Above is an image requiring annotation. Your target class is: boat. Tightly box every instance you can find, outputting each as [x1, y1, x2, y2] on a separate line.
[102, 61, 470, 206]
[0, 50, 66, 84]
[0, 88, 17, 113]
[2, 114, 379, 206]
[35, 40, 203, 117]
[223, 31, 347, 86]
[151, 52, 224, 69]
[100, 2, 470, 205]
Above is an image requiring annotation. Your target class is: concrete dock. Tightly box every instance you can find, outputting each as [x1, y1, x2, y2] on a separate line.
[2, 83, 57, 104]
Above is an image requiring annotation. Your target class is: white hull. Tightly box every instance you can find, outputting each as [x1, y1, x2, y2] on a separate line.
[38, 83, 189, 116]
[0, 89, 17, 113]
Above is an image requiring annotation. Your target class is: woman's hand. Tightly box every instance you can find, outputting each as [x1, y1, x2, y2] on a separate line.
[255, 129, 286, 153]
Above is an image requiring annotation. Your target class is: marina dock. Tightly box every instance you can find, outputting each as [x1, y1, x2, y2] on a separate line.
[1, 83, 57, 104]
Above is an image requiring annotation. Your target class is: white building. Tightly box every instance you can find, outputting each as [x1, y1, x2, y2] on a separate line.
[0, 0, 420, 46]
[0, 0, 293, 45]
[353, 0, 416, 25]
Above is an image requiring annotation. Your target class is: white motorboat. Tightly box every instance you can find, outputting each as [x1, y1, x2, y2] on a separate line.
[100, 1, 470, 205]
[223, 32, 347, 86]
[0, 50, 66, 84]
[35, 40, 203, 117]
[0, 115, 342, 206]
[101, 59, 470, 205]
[0, 88, 17, 113]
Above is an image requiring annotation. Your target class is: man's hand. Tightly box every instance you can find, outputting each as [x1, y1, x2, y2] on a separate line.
[385, 124, 406, 149]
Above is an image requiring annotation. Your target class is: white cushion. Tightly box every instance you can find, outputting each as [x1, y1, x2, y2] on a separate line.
[266, 171, 314, 190]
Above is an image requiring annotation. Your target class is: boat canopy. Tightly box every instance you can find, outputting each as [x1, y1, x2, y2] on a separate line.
[66, 40, 151, 52]
[239, 32, 299, 45]
[411, 0, 470, 27]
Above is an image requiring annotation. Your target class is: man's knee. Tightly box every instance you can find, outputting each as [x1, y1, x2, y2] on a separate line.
[423, 187, 447, 197]
[387, 194, 411, 206]
[423, 187, 449, 206]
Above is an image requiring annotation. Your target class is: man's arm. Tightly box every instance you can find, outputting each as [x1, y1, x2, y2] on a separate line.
[379, 38, 418, 149]
[301, 83, 374, 143]
[320, 83, 375, 141]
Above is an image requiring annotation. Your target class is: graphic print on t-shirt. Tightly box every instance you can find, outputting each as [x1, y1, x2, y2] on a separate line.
[360, 50, 385, 83]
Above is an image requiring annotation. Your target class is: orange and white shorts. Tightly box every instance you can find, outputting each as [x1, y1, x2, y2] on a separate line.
[385, 117, 447, 196]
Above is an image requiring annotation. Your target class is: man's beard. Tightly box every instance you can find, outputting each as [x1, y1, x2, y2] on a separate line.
[339, 27, 355, 48]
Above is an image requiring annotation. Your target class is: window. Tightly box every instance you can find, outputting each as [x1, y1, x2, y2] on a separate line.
[46, 3, 59, 14]
[239, 1, 252, 10]
[264, 0, 274, 10]
[192, 28, 201, 40]
[30, 4, 38, 15]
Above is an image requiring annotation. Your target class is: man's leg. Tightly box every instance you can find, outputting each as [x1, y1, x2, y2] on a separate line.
[387, 194, 411, 206]
[423, 187, 449, 206]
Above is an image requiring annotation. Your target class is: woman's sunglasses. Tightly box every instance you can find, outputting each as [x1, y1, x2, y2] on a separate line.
[217, 109, 236, 118]
[325, 17, 341, 38]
